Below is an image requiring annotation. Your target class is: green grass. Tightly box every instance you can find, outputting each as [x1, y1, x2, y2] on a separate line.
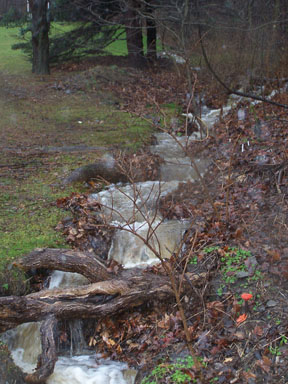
[202, 246, 263, 297]
[0, 93, 153, 150]
[0, 26, 30, 73]
[0, 80, 153, 270]
[0, 21, 156, 277]
[0, 23, 164, 74]
[0, 172, 75, 264]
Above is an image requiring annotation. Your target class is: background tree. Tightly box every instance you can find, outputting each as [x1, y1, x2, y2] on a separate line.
[29, 0, 50, 74]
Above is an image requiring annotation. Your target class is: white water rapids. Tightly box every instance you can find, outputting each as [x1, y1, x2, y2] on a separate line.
[2, 100, 238, 383]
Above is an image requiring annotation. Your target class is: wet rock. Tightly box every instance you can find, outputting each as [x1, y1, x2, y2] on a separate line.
[215, 362, 225, 370]
[0, 344, 25, 384]
[63, 157, 127, 185]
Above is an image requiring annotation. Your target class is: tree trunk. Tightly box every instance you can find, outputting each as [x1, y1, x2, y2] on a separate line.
[29, 0, 50, 75]
[125, 0, 145, 67]
[146, 2, 157, 61]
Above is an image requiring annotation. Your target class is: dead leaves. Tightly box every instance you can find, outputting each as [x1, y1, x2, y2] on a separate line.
[86, 311, 188, 363]
[56, 193, 114, 257]
[255, 355, 272, 373]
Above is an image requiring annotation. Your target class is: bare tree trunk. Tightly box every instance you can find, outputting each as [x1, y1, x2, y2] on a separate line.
[145, 1, 157, 61]
[125, 0, 145, 67]
[29, 0, 50, 75]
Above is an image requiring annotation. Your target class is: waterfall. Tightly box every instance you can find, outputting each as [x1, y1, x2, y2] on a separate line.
[2, 271, 136, 384]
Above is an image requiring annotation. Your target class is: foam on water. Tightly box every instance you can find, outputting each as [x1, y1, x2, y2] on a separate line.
[109, 219, 190, 267]
[91, 180, 179, 222]
[46, 355, 135, 384]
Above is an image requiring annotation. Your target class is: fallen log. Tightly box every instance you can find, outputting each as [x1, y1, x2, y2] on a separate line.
[14, 248, 111, 283]
[1, 248, 207, 383]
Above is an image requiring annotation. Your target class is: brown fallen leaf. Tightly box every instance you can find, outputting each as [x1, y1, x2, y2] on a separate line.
[267, 249, 281, 263]
[256, 356, 271, 373]
[253, 325, 263, 337]
[234, 227, 243, 239]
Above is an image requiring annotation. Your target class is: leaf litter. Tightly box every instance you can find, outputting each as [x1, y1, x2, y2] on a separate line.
[1, 60, 288, 383]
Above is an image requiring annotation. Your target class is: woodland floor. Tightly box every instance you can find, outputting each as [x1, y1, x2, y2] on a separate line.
[0, 56, 287, 384]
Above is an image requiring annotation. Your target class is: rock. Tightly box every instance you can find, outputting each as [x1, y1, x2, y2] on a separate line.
[0, 344, 25, 384]
[63, 153, 162, 186]
[63, 157, 128, 185]
[266, 300, 277, 307]
[236, 271, 250, 278]
[255, 155, 269, 164]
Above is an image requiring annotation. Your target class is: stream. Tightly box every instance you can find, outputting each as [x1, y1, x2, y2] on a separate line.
[1, 101, 235, 383]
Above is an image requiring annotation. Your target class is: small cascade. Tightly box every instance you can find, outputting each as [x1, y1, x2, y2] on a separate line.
[46, 355, 135, 384]
[2, 271, 136, 383]
[93, 179, 191, 266]
[49, 270, 89, 288]
[2, 322, 41, 373]
[92, 118, 220, 267]
[150, 132, 209, 182]
[108, 219, 190, 267]
[93, 180, 179, 223]
[2, 100, 234, 383]
[69, 319, 86, 356]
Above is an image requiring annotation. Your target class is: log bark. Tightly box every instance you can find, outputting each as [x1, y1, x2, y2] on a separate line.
[1, 248, 207, 333]
[25, 316, 58, 384]
[15, 248, 111, 283]
[0, 272, 170, 333]
[1, 248, 207, 383]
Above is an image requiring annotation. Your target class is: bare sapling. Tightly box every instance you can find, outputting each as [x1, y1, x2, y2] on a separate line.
[94, 155, 205, 373]
[143, 81, 219, 220]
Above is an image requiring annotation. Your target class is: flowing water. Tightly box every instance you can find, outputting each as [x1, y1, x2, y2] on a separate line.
[2, 101, 235, 383]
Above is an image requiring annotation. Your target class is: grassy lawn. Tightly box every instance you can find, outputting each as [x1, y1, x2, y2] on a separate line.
[0, 26, 30, 73]
[0, 95, 153, 268]
[0, 24, 154, 278]
[0, 23, 163, 74]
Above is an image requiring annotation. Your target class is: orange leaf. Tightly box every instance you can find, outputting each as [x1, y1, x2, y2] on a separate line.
[236, 313, 247, 324]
